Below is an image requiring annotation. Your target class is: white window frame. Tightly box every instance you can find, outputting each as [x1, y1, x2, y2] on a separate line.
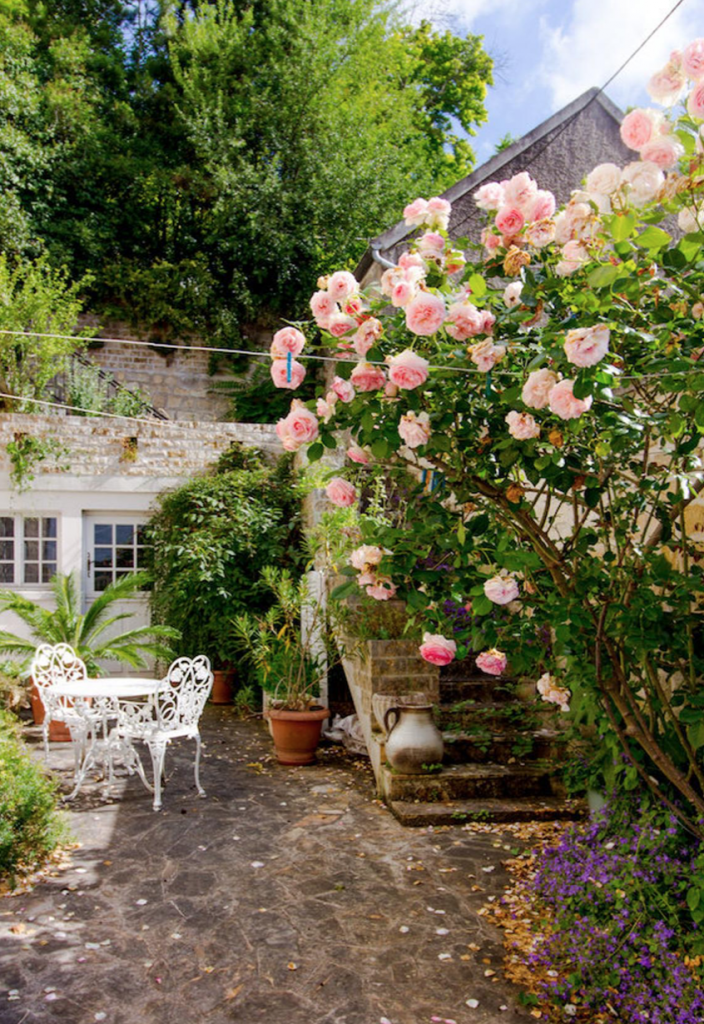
[0, 513, 60, 588]
[83, 514, 149, 599]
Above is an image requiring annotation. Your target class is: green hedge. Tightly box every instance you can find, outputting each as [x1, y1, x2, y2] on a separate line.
[0, 712, 66, 887]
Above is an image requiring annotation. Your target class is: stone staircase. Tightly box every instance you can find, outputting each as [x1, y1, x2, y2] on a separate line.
[375, 655, 580, 827]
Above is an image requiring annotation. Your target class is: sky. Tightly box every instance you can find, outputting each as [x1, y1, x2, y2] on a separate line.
[423, 0, 704, 165]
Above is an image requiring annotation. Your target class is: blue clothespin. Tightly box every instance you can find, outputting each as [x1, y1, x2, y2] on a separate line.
[286, 350, 292, 383]
[421, 469, 428, 490]
[485, 370, 493, 398]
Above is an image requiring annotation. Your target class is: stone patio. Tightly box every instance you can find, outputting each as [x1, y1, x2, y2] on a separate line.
[0, 708, 537, 1024]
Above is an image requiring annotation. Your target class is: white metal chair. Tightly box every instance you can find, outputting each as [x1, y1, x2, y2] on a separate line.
[30, 643, 93, 765]
[112, 656, 213, 810]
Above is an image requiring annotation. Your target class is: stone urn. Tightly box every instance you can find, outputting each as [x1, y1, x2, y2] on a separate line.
[383, 704, 444, 774]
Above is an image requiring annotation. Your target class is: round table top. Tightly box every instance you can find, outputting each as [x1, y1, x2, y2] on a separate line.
[49, 677, 163, 698]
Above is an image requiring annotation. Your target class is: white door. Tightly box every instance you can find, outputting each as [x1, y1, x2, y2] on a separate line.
[83, 514, 152, 675]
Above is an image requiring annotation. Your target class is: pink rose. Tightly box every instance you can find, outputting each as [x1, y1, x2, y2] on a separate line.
[481, 310, 496, 334]
[271, 358, 306, 390]
[310, 290, 338, 322]
[678, 207, 702, 233]
[620, 108, 657, 151]
[350, 544, 385, 570]
[640, 137, 683, 169]
[474, 181, 505, 211]
[331, 376, 355, 403]
[328, 270, 358, 302]
[505, 410, 540, 441]
[280, 400, 319, 448]
[537, 672, 570, 712]
[327, 313, 357, 337]
[384, 382, 399, 398]
[444, 248, 466, 275]
[548, 379, 593, 420]
[683, 38, 704, 81]
[347, 444, 371, 465]
[622, 161, 664, 206]
[316, 395, 336, 422]
[564, 326, 610, 368]
[494, 206, 525, 236]
[343, 294, 365, 317]
[445, 301, 485, 341]
[350, 361, 386, 392]
[419, 633, 456, 666]
[398, 410, 431, 449]
[426, 196, 452, 230]
[365, 576, 397, 601]
[687, 83, 704, 119]
[398, 251, 426, 271]
[405, 292, 446, 336]
[586, 163, 622, 196]
[326, 477, 357, 508]
[503, 282, 523, 308]
[484, 575, 520, 605]
[481, 228, 503, 253]
[476, 649, 507, 676]
[522, 368, 558, 409]
[354, 318, 382, 356]
[380, 267, 402, 297]
[503, 172, 537, 210]
[469, 340, 506, 372]
[270, 326, 305, 358]
[648, 63, 686, 105]
[391, 279, 416, 308]
[387, 349, 429, 390]
[525, 221, 556, 248]
[556, 240, 589, 276]
[527, 190, 556, 222]
[417, 231, 445, 256]
[403, 198, 429, 227]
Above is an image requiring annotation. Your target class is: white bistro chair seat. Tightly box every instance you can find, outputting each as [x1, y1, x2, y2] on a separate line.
[112, 656, 213, 810]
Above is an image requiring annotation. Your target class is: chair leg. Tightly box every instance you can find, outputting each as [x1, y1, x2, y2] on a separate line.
[42, 719, 50, 760]
[193, 732, 205, 798]
[148, 741, 167, 811]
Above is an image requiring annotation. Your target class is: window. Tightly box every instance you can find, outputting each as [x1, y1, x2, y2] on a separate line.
[0, 515, 58, 585]
[90, 521, 148, 593]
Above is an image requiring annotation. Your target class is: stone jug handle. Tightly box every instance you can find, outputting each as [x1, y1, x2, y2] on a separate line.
[383, 706, 400, 737]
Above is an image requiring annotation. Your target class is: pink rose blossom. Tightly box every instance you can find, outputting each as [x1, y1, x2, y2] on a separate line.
[474, 181, 505, 210]
[687, 82, 704, 119]
[365, 576, 397, 601]
[678, 207, 702, 232]
[343, 294, 365, 317]
[586, 163, 622, 196]
[350, 544, 385, 570]
[556, 240, 590, 277]
[316, 395, 336, 422]
[503, 282, 523, 308]
[326, 477, 357, 508]
[444, 249, 466, 274]
[398, 410, 431, 449]
[391, 279, 416, 308]
[503, 172, 538, 210]
[622, 161, 664, 206]
[271, 357, 306, 390]
[417, 231, 445, 256]
[537, 672, 570, 712]
[445, 301, 485, 341]
[548, 379, 593, 420]
[525, 221, 556, 248]
[419, 633, 457, 666]
[405, 292, 446, 336]
[387, 349, 430, 390]
[403, 198, 429, 227]
[398, 251, 426, 271]
[495, 206, 525, 236]
[310, 290, 338, 321]
[426, 196, 452, 230]
[522, 368, 559, 409]
[505, 410, 540, 441]
[384, 382, 399, 398]
[484, 575, 520, 605]
[354, 318, 383, 356]
[527, 190, 556, 221]
[331, 376, 355, 403]
[648, 62, 686, 105]
[481, 228, 503, 253]
[468, 340, 506, 372]
[620, 108, 657, 151]
[476, 649, 507, 676]
[564, 326, 610, 368]
[640, 136, 683, 169]
[350, 361, 386, 392]
[276, 400, 319, 451]
[328, 270, 358, 302]
[347, 444, 371, 465]
[327, 313, 357, 338]
[270, 326, 305, 358]
[380, 267, 402, 297]
[683, 38, 704, 81]
[481, 310, 496, 334]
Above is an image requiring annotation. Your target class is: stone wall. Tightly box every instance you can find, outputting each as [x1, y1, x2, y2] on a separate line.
[0, 413, 279, 480]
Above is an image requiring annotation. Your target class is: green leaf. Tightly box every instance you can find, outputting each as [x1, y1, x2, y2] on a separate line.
[467, 273, 486, 298]
[587, 265, 619, 289]
[636, 226, 671, 250]
[687, 887, 701, 913]
[471, 594, 492, 616]
[687, 720, 704, 753]
[321, 433, 338, 449]
[307, 442, 323, 462]
[457, 520, 466, 545]
[330, 580, 357, 601]
[610, 213, 636, 242]
[371, 436, 390, 459]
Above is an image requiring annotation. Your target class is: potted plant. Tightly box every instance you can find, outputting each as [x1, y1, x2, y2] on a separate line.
[0, 571, 180, 739]
[230, 566, 332, 765]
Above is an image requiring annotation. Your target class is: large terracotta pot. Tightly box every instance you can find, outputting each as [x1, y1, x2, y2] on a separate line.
[29, 681, 73, 742]
[267, 707, 329, 766]
[210, 669, 236, 705]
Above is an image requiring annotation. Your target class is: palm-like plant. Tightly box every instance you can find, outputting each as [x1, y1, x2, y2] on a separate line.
[0, 572, 180, 676]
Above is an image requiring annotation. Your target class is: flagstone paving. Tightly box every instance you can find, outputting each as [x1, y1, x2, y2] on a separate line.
[0, 709, 535, 1024]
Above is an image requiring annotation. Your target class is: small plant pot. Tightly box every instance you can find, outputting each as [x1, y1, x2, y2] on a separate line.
[268, 707, 329, 766]
[210, 669, 236, 704]
[29, 680, 45, 725]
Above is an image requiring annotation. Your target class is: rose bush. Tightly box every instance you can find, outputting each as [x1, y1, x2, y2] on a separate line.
[270, 43, 704, 836]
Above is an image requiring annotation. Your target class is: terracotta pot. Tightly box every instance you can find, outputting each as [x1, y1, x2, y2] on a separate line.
[268, 707, 329, 766]
[29, 679, 81, 743]
[210, 669, 236, 704]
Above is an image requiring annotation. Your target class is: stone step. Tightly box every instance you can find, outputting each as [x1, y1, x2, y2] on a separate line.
[439, 678, 520, 704]
[380, 762, 555, 803]
[436, 700, 559, 735]
[387, 796, 585, 827]
[443, 729, 569, 764]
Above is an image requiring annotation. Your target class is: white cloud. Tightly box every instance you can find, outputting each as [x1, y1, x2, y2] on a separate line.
[539, 0, 703, 110]
[428, 0, 531, 31]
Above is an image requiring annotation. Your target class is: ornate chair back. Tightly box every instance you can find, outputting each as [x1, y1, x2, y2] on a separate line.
[31, 643, 88, 717]
[156, 656, 213, 733]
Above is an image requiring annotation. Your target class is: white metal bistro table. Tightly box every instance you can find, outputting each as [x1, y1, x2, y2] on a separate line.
[48, 676, 163, 799]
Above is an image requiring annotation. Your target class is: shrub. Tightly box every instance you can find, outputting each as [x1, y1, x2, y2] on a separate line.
[0, 711, 66, 887]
